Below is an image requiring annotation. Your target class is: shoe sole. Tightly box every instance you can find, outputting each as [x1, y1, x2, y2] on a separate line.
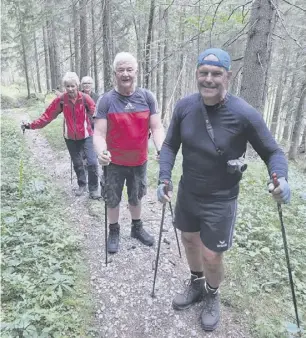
[172, 296, 203, 311]
[201, 319, 219, 332]
[108, 249, 118, 254]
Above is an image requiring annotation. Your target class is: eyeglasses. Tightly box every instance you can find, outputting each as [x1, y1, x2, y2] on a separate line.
[82, 83, 92, 85]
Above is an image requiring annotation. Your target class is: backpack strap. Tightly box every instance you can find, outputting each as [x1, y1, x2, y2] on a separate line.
[81, 92, 90, 113]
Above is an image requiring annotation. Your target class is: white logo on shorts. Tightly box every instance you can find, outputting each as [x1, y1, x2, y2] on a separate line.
[217, 240, 227, 248]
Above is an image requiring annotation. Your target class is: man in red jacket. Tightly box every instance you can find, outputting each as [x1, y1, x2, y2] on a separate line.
[22, 72, 100, 199]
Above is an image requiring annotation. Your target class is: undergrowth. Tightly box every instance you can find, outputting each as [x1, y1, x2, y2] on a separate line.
[1, 115, 96, 337]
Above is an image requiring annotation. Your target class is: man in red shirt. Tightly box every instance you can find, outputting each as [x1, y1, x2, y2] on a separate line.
[94, 52, 165, 253]
[22, 72, 100, 199]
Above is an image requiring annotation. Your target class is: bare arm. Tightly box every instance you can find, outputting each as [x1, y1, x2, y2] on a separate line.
[149, 113, 165, 152]
[93, 118, 108, 161]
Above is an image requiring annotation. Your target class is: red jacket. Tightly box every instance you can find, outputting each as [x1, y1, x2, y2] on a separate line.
[30, 92, 96, 140]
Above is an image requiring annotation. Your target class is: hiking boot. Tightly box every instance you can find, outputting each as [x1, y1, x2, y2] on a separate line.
[107, 223, 120, 253]
[75, 185, 86, 196]
[172, 274, 205, 310]
[89, 190, 101, 200]
[131, 221, 154, 246]
[200, 283, 220, 331]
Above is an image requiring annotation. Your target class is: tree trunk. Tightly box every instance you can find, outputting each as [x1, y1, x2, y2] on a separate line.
[176, 8, 185, 102]
[42, 25, 51, 91]
[288, 83, 306, 160]
[240, 0, 276, 113]
[33, 31, 42, 93]
[16, 3, 30, 98]
[102, 0, 113, 92]
[156, 7, 163, 108]
[144, 0, 155, 88]
[132, 11, 142, 87]
[91, 0, 99, 91]
[21, 33, 30, 98]
[79, 0, 89, 78]
[47, 20, 57, 89]
[299, 126, 306, 153]
[73, 0, 80, 76]
[69, 28, 75, 71]
[270, 54, 288, 138]
[161, 7, 169, 120]
[150, 29, 155, 92]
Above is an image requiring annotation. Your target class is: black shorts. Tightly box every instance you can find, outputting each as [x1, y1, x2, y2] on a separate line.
[174, 183, 237, 252]
[105, 162, 147, 208]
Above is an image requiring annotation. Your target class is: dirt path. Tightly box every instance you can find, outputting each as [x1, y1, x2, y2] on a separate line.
[16, 110, 250, 338]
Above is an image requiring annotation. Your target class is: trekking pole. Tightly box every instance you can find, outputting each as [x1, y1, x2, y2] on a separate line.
[168, 202, 182, 258]
[151, 201, 166, 298]
[103, 165, 108, 266]
[102, 150, 109, 267]
[19, 123, 26, 198]
[272, 173, 301, 332]
[70, 159, 73, 185]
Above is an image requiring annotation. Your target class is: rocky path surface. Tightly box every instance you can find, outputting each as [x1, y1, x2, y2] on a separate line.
[16, 111, 250, 338]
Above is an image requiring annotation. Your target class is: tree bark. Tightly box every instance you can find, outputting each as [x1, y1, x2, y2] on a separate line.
[33, 31, 42, 93]
[156, 7, 163, 108]
[161, 7, 169, 120]
[69, 28, 75, 71]
[91, 0, 99, 91]
[144, 0, 155, 88]
[80, 0, 89, 78]
[270, 53, 288, 138]
[73, 0, 80, 76]
[102, 0, 113, 92]
[240, 0, 276, 113]
[17, 4, 30, 98]
[299, 126, 306, 154]
[21, 33, 30, 98]
[42, 26, 51, 91]
[288, 82, 306, 160]
[176, 8, 185, 102]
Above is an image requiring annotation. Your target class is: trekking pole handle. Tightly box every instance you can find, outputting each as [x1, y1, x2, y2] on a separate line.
[159, 179, 172, 196]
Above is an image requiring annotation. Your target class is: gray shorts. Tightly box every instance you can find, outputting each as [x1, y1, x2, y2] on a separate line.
[105, 162, 147, 208]
[174, 183, 237, 252]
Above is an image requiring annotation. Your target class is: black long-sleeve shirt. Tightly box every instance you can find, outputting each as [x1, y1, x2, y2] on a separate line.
[159, 92, 288, 200]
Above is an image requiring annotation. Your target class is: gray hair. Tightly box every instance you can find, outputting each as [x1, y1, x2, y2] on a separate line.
[81, 76, 94, 84]
[113, 52, 138, 71]
[62, 72, 80, 86]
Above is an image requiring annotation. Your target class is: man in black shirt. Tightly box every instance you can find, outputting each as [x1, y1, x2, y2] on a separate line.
[157, 48, 290, 331]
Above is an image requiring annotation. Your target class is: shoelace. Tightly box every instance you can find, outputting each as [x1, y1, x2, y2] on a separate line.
[203, 283, 219, 315]
[203, 293, 218, 315]
[182, 276, 206, 296]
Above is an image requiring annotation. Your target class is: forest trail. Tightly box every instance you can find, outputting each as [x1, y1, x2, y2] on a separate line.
[14, 109, 251, 338]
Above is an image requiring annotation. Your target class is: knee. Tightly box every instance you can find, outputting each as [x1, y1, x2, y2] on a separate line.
[181, 232, 201, 249]
[202, 248, 223, 265]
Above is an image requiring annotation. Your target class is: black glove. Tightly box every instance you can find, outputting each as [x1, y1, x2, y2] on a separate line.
[157, 179, 173, 203]
[21, 123, 30, 131]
